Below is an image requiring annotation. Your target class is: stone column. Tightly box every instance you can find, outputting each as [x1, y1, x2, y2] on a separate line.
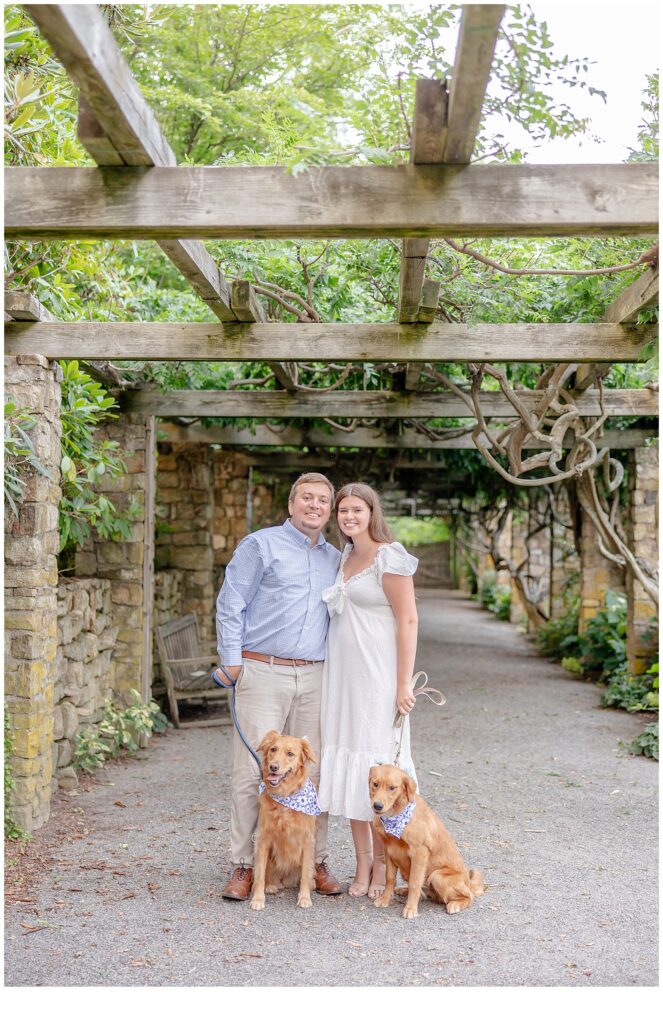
[213, 451, 250, 572]
[155, 443, 216, 646]
[578, 510, 626, 633]
[4, 355, 62, 831]
[509, 512, 529, 628]
[76, 413, 153, 701]
[626, 446, 658, 674]
[550, 488, 580, 618]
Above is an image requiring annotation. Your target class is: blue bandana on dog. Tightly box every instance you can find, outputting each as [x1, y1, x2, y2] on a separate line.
[380, 800, 416, 839]
[258, 777, 322, 816]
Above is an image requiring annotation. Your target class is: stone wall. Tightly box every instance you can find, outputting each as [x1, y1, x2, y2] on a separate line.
[76, 413, 153, 700]
[626, 445, 659, 673]
[53, 579, 118, 790]
[154, 448, 280, 658]
[409, 541, 452, 588]
[4, 354, 62, 831]
[156, 443, 216, 645]
[212, 451, 249, 572]
[152, 568, 186, 687]
[578, 509, 626, 634]
[550, 487, 581, 617]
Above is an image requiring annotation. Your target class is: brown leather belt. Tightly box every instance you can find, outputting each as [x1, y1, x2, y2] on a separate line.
[242, 649, 321, 667]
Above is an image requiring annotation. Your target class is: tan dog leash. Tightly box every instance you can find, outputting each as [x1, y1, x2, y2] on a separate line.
[393, 671, 446, 768]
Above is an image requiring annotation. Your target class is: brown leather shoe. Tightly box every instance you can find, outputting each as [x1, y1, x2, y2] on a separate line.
[315, 860, 343, 895]
[222, 864, 254, 901]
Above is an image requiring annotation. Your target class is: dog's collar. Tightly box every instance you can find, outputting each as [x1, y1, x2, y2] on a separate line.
[379, 800, 416, 839]
[258, 776, 321, 816]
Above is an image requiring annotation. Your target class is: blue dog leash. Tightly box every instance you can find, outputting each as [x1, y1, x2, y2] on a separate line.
[212, 666, 262, 771]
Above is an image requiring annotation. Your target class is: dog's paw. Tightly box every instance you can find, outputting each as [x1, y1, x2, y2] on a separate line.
[265, 884, 279, 894]
[250, 896, 265, 911]
[394, 885, 409, 897]
[297, 893, 312, 909]
[402, 904, 419, 919]
[373, 893, 392, 909]
[445, 899, 469, 914]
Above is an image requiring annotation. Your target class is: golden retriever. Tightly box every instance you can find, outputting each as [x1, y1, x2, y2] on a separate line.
[250, 730, 318, 911]
[369, 764, 485, 919]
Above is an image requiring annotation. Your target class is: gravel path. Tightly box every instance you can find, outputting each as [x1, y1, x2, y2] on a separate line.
[5, 590, 658, 987]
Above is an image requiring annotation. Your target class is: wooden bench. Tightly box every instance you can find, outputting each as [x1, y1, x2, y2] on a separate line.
[154, 613, 230, 728]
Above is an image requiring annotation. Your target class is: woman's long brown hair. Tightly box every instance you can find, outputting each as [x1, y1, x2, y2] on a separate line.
[335, 483, 395, 545]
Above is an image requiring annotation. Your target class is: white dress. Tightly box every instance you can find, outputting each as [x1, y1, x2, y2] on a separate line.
[318, 541, 419, 821]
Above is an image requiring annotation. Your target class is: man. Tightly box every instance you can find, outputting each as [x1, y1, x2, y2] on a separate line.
[216, 472, 343, 900]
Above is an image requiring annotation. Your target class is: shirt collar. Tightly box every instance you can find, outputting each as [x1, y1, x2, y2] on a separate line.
[283, 518, 328, 549]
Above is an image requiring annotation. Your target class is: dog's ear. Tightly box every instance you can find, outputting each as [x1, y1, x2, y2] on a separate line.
[403, 773, 417, 803]
[257, 730, 281, 754]
[300, 738, 317, 765]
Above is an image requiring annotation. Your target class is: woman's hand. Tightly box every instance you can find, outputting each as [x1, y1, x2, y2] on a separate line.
[397, 683, 416, 716]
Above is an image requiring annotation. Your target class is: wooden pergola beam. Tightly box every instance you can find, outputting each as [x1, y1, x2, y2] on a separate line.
[160, 422, 655, 450]
[6, 163, 657, 240]
[3, 288, 124, 388]
[125, 387, 658, 419]
[5, 321, 654, 363]
[399, 8, 505, 330]
[25, 4, 267, 325]
[444, 5, 506, 164]
[602, 267, 659, 324]
[574, 266, 660, 392]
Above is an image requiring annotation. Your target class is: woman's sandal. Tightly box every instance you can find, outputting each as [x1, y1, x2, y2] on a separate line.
[368, 853, 386, 900]
[348, 850, 372, 897]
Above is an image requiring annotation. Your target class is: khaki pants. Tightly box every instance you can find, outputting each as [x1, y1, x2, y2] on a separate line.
[230, 659, 329, 867]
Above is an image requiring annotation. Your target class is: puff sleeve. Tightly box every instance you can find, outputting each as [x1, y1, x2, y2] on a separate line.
[376, 541, 418, 582]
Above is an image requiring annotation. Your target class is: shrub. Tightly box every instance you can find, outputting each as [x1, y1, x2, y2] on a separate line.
[578, 591, 627, 679]
[58, 361, 139, 560]
[601, 664, 659, 712]
[4, 397, 51, 517]
[479, 571, 511, 620]
[630, 723, 659, 760]
[536, 600, 581, 660]
[73, 689, 169, 774]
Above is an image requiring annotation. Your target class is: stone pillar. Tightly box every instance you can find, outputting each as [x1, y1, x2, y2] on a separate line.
[76, 413, 153, 701]
[509, 512, 529, 628]
[578, 510, 626, 633]
[550, 488, 580, 618]
[213, 451, 250, 572]
[4, 355, 61, 831]
[155, 443, 216, 646]
[626, 446, 658, 674]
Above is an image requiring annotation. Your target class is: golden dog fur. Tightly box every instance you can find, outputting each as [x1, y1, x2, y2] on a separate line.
[250, 730, 318, 911]
[369, 764, 485, 919]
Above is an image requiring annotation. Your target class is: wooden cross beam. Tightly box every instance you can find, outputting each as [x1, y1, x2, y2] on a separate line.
[24, 3, 268, 332]
[125, 387, 658, 419]
[574, 266, 659, 392]
[5, 163, 657, 240]
[602, 267, 659, 324]
[5, 320, 654, 363]
[159, 422, 655, 450]
[399, 8, 505, 327]
[3, 288, 123, 388]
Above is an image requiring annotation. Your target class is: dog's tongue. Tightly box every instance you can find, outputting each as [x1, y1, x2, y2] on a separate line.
[267, 773, 282, 786]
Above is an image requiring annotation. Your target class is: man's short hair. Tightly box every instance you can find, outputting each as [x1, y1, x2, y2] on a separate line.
[288, 473, 335, 505]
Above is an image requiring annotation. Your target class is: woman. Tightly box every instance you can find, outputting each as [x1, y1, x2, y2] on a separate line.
[318, 483, 419, 898]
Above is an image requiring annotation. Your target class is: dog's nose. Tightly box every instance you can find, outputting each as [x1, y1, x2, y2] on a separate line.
[372, 801, 384, 812]
[269, 763, 279, 773]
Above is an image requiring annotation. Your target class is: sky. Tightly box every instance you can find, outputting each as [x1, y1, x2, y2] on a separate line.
[516, 1, 659, 163]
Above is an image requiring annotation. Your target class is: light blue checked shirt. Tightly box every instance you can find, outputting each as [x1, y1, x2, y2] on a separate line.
[216, 519, 341, 665]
